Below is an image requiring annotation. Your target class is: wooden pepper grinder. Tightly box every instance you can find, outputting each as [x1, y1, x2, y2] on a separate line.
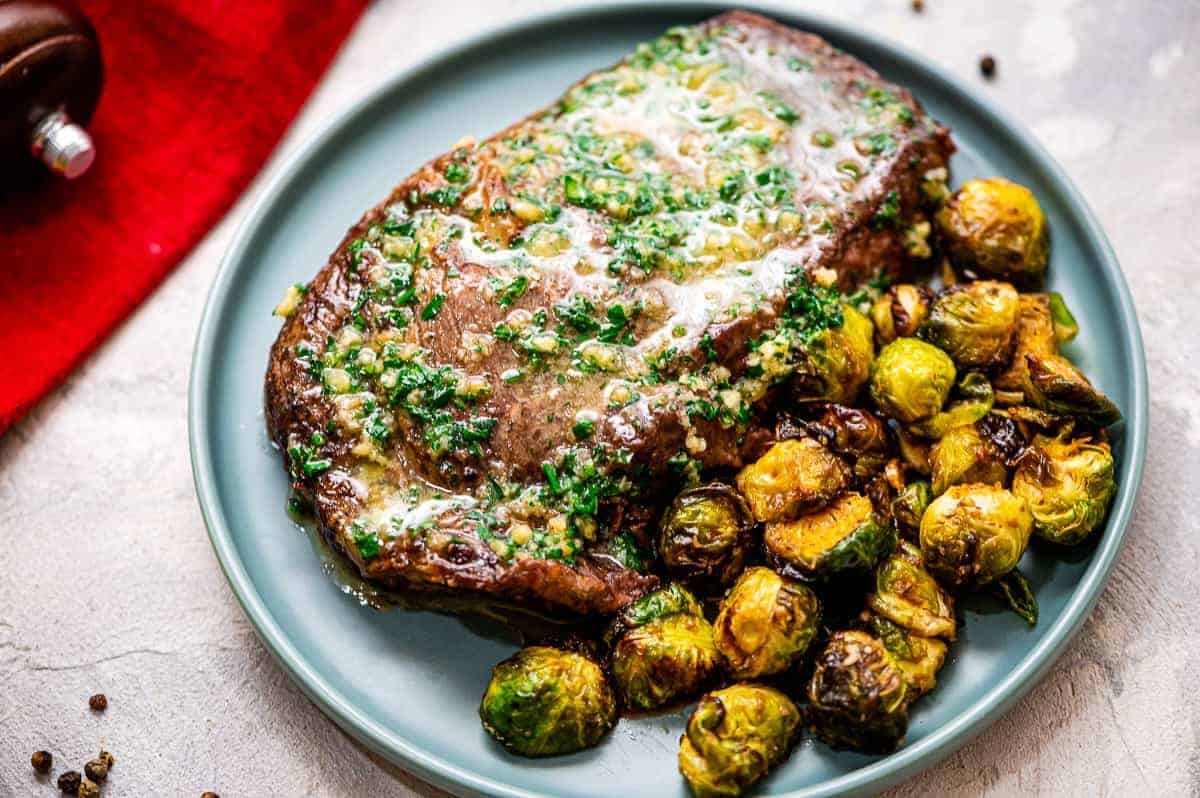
[0, 0, 102, 181]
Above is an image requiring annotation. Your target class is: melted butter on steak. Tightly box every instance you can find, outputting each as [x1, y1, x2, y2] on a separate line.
[266, 12, 953, 615]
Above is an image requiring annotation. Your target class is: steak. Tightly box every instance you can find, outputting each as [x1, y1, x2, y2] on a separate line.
[265, 11, 953, 616]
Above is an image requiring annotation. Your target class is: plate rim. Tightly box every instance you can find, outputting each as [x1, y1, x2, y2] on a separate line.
[188, 3, 1149, 796]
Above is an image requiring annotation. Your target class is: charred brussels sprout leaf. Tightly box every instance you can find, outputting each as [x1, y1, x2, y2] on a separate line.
[736, 438, 851, 523]
[1012, 437, 1116, 545]
[659, 484, 755, 588]
[480, 646, 616, 756]
[929, 421, 1009, 495]
[919, 281, 1020, 371]
[868, 541, 956, 639]
[607, 583, 702, 643]
[891, 480, 932, 536]
[868, 614, 948, 699]
[871, 284, 932, 347]
[870, 338, 956, 423]
[807, 630, 909, 753]
[907, 372, 994, 439]
[935, 178, 1049, 286]
[992, 568, 1038, 626]
[713, 567, 821, 679]
[791, 305, 876, 404]
[765, 493, 895, 582]
[1025, 353, 1122, 427]
[1047, 292, 1079, 344]
[678, 684, 801, 798]
[919, 484, 1033, 591]
[611, 613, 722, 711]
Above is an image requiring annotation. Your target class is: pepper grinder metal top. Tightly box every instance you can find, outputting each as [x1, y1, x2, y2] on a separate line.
[0, 0, 102, 182]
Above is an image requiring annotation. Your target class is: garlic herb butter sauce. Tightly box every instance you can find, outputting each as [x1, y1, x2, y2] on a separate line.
[281, 23, 940, 568]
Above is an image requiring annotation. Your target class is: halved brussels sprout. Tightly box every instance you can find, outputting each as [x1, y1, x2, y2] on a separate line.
[895, 427, 933, 475]
[764, 493, 895, 582]
[935, 177, 1049, 286]
[678, 684, 801, 798]
[802, 404, 893, 479]
[919, 484, 1033, 591]
[792, 304, 876, 404]
[993, 293, 1058, 403]
[871, 284, 932, 346]
[658, 484, 755, 588]
[735, 438, 851, 523]
[868, 541, 956, 639]
[1025, 353, 1122, 427]
[480, 646, 617, 756]
[929, 422, 1009, 495]
[867, 614, 949, 699]
[919, 281, 1020, 371]
[807, 630, 909, 753]
[870, 338, 957, 423]
[891, 480, 932, 536]
[608, 585, 722, 711]
[713, 566, 821, 679]
[1012, 437, 1115, 545]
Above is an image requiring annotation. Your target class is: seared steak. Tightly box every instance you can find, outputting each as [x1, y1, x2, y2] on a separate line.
[265, 11, 953, 615]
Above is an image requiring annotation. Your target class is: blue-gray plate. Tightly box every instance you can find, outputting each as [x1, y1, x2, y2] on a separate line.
[188, 3, 1148, 796]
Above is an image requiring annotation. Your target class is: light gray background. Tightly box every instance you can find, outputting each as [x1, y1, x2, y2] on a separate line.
[2, 1, 1197, 795]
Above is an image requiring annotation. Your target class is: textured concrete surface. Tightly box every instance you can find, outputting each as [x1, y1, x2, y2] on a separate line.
[2, 1, 1198, 795]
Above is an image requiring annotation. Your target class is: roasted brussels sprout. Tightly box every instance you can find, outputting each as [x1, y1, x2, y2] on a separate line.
[993, 293, 1058, 402]
[1012, 437, 1115, 545]
[764, 493, 895, 582]
[1025, 353, 1122, 427]
[867, 614, 948, 699]
[801, 404, 893, 479]
[807, 630, 909, 753]
[868, 541, 956, 639]
[936, 178, 1049, 286]
[607, 585, 722, 711]
[870, 338, 956, 423]
[919, 281, 1020, 370]
[480, 646, 617, 756]
[659, 484, 755, 588]
[870, 284, 932, 346]
[919, 484, 1033, 591]
[792, 304, 876, 404]
[736, 438, 850, 523]
[929, 422, 1009, 495]
[678, 684, 801, 798]
[891, 480, 932, 536]
[713, 567, 821, 679]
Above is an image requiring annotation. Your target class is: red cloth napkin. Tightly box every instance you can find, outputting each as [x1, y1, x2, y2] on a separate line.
[0, 0, 366, 434]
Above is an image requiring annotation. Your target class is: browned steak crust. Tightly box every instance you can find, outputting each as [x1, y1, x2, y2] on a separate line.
[265, 11, 953, 616]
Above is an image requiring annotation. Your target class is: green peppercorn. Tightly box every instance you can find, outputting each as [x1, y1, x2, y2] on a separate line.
[88, 693, 108, 711]
[78, 780, 100, 798]
[31, 750, 52, 773]
[84, 757, 108, 781]
[57, 770, 81, 794]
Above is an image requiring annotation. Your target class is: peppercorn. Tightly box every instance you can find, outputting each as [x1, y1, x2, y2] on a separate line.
[78, 780, 100, 798]
[911, 0, 924, 11]
[31, 750, 53, 773]
[88, 693, 108, 711]
[57, 770, 81, 794]
[84, 757, 108, 782]
[201, 793, 220, 798]
[98, 750, 114, 770]
[980, 55, 996, 78]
